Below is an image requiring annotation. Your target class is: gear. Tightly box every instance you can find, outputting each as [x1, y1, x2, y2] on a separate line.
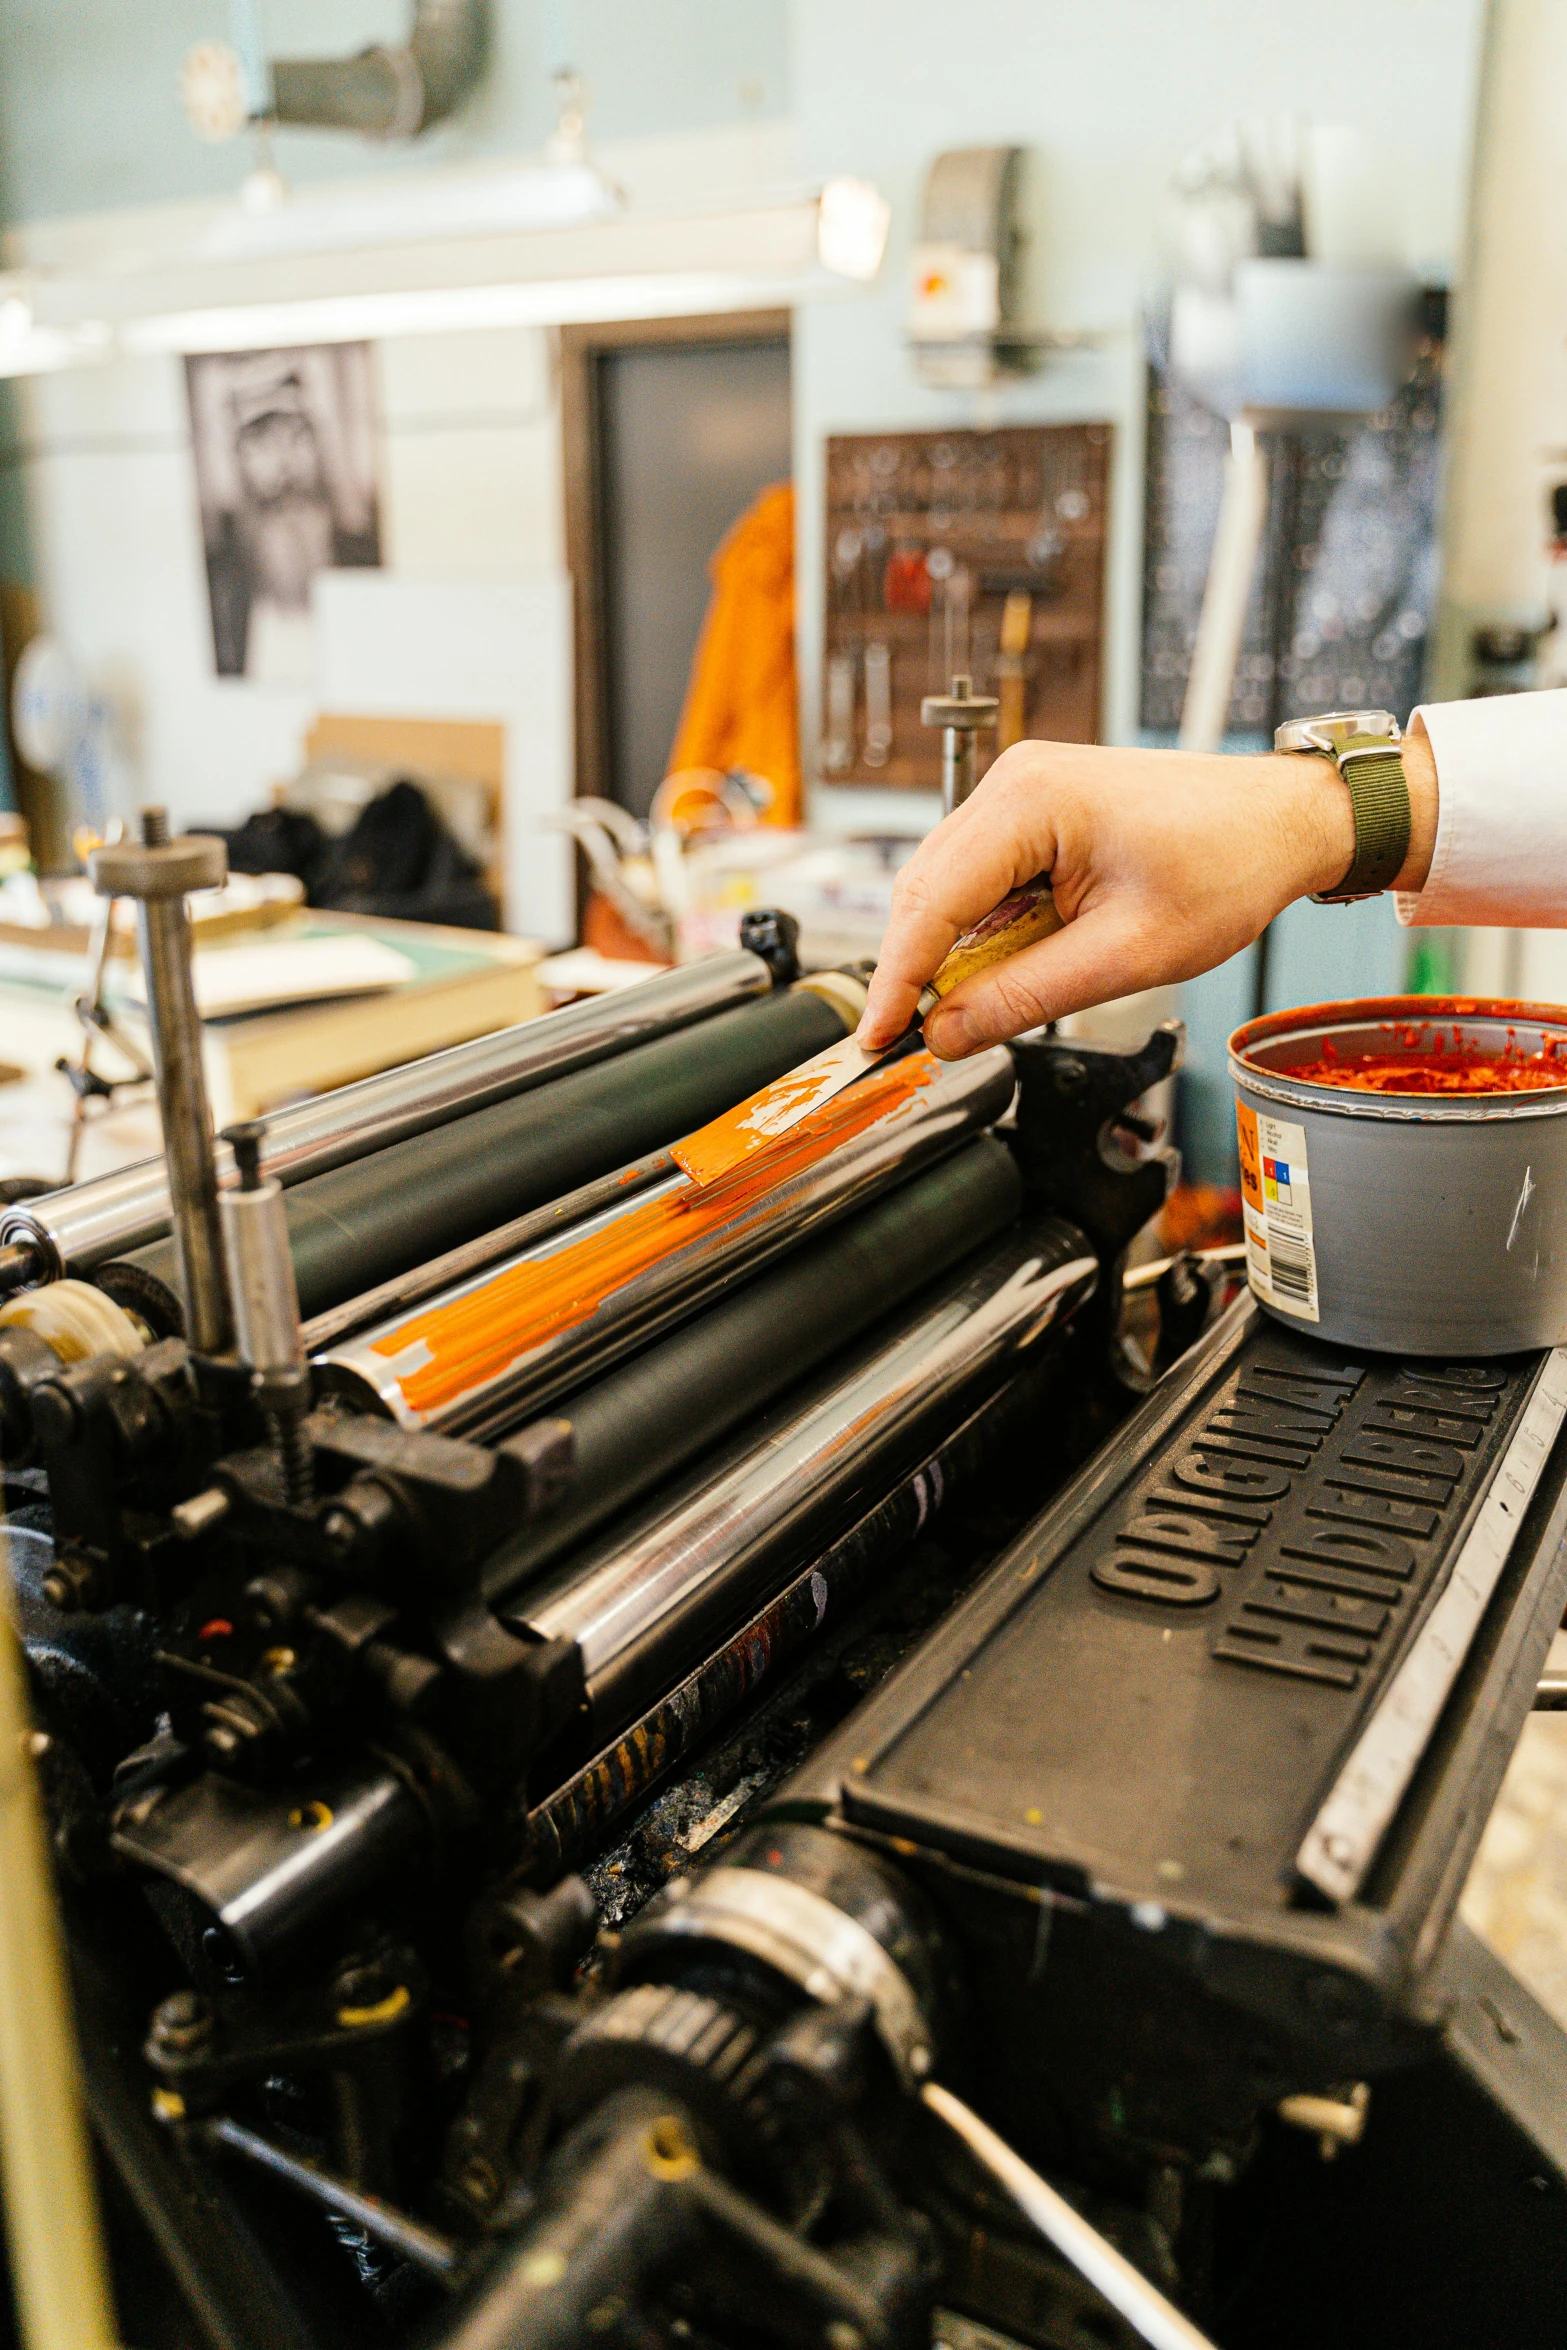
[553, 1984, 782, 2186]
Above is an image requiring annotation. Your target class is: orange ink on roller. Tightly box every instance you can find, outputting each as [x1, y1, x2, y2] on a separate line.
[372, 1049, 941, 1418]
[672, 879, 1061, 1187]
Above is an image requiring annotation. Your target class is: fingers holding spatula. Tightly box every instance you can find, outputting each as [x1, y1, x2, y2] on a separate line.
[670, 879, 1062, 1189]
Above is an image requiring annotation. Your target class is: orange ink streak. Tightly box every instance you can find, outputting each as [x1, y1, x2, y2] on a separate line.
[672, 1047, 870, 1186]
[372, 1050, 942, 1418]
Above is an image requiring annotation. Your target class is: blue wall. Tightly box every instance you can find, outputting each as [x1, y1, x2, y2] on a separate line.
[0, 0, 790, 221]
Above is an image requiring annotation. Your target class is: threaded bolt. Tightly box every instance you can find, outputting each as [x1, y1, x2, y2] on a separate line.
[139, 805, 170, 847]
[269, 1406, 314, 1508]
[221, 1118, 267, 1192]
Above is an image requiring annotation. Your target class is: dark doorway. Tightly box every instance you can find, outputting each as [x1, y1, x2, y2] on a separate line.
[562, 314, 792, 821]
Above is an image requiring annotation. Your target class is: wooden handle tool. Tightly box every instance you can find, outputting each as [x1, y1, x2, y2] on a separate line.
[994, 589, 1033, 752]
[671, 879, 1062, 1187]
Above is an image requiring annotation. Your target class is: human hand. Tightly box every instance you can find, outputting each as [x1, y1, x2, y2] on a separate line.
[857, 724, 1437, 1059]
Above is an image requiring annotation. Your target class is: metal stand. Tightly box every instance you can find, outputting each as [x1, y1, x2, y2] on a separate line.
[220, 1119, 312, 1505]
[88, 809, 232, 1356]
[56, 831, 154, 1185]
[921, 673, 1000, 815]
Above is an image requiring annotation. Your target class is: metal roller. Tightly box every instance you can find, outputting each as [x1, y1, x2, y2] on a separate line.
[0, 950, 773, 1288]
[317, 1046, 1017, 1439]
[508, 1218, 1098, 1739]
[113, 988, 852, 1326]
[298, 1149, 679, 1355]
[483, 1136, 1024, 1602]
[114, 1207, 1090, 1970]
[521, 1323, 1082, 1881]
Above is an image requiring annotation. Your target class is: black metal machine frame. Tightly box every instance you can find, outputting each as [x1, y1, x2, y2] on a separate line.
[0, 814, 1563, 2350]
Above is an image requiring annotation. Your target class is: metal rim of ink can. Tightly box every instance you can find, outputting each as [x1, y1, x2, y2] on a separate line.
[1227, 995, 1567, 1357]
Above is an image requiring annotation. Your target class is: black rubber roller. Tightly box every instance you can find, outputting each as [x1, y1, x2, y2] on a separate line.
[112, 989, 849, 1327]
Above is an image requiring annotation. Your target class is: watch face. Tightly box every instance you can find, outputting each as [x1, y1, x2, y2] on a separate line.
[1274, 709, 1399, 754]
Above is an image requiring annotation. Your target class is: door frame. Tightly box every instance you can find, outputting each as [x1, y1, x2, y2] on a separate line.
[558, 310, 792, 816]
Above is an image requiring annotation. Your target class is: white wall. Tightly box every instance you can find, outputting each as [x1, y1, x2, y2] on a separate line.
[4, 124, 798, 941]
[14, 321, 564, 844]
[0, 0, 792, 225]
[18, 348, 318, 828]
[377, 323, 562, 578]
[790, 0, 1487, 829]
[314, 568, 574, 939]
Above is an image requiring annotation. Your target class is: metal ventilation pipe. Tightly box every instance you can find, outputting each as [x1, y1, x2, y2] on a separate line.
[269, 0, 487, 140]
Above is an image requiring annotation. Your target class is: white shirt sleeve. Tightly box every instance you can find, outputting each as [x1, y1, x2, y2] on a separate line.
[1396, 688, 1567, 928]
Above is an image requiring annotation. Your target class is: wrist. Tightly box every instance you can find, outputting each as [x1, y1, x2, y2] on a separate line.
[1266, 719, 1439, 903]
[1394, 714, 1438, 894]
[1266, 750, 1355, 899]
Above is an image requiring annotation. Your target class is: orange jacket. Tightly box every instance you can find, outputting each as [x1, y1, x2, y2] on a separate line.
[666, 479, 799, 825]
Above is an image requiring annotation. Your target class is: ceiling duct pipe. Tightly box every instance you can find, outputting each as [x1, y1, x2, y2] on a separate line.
[267, 0, 487, 139]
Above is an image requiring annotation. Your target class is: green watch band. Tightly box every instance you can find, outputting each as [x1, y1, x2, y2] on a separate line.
[1314, 739, 1411, 903]
[1275, 712, 1412, 904]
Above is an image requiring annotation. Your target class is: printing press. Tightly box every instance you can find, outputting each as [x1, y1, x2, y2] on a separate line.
[0, 821, 1565, 2350]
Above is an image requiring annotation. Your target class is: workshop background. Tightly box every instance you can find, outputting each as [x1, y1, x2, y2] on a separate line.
[0, 0, 1510, 1192]
[3, 9, 1567, 2345]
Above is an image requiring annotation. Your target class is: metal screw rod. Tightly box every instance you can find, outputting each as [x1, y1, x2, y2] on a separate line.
[89, 810, 232, 1357]
[266, 1400, 314, 1509]
[138, 897, 228, 1352]
[220, 1116, 313, 1505]
[198, 2115, 457, 2282]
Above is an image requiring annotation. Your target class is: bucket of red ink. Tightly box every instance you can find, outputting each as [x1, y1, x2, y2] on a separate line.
[1227, 997, 1567, 1354]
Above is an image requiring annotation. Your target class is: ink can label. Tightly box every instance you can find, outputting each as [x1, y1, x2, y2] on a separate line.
[1237, 1101, 1319, 1322]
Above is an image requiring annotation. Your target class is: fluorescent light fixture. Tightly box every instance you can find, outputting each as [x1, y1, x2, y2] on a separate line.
[117, 270, 820, 354]
[201, 159, 624, 261]
[817, 176, 891, 283]
[9, 179, 890, 372]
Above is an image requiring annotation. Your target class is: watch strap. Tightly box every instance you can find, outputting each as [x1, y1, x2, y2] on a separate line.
[1311, 740, 1411, 903]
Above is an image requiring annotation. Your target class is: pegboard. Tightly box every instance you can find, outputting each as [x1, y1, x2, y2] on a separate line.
[819, 424, 1109, 791]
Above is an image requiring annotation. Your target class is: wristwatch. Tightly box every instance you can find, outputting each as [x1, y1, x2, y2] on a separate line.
[1274, 709, 1411, 903]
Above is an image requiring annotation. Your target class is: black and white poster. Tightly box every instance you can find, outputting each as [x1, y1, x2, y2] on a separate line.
[186, 342, 381, 683]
